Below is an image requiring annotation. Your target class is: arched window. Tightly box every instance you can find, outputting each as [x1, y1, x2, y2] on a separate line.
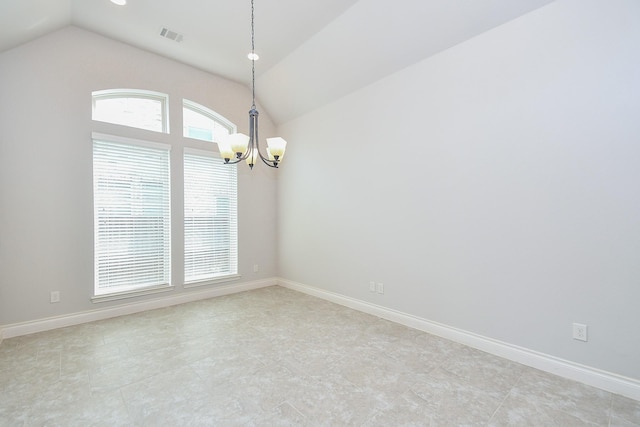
[183, 99, 235, 143]
[92, 89, 169, 133]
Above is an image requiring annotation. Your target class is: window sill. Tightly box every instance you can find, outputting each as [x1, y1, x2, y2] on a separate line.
[183, 274, 241, 289]
[92, 284, 175, 303]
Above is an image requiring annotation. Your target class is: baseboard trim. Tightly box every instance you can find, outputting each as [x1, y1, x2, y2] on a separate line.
[1, 277, 276, 340]
[277, 278, 640, 401]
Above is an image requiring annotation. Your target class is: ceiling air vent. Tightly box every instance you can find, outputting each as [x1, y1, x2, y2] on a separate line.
[159, 27, 183, 43]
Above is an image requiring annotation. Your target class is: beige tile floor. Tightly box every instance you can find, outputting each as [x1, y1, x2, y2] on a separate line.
[1, 286, 639, 426]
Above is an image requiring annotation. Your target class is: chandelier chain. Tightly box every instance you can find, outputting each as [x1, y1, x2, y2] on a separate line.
[251, 0, 256, 109]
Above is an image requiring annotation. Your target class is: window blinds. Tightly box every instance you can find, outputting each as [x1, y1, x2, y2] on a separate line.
[184, 150, 238, 283]
[93, 138, 171, 294]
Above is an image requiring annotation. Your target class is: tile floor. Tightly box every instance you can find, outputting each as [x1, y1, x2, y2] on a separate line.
[0, 286, 639, 426]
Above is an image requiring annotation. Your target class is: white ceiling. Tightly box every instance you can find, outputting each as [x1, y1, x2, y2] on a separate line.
[0, 0, 555, 124]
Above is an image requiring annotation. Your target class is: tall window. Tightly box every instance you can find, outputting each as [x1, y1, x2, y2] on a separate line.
[91, 90, 238, 299]
[184, 149, 238, 284]
[93, 134, 171, 296]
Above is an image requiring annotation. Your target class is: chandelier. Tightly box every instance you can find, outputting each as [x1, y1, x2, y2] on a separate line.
[218, 0, 287, 169]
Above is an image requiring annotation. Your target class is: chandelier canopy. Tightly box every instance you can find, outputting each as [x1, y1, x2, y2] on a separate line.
[218, 0, 287, 169]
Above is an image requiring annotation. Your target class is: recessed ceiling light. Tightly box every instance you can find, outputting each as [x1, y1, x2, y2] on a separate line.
[247, 53, 259, 61]
[111, 0, 127, 5]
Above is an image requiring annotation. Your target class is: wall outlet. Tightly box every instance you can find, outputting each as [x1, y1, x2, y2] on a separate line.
[50, 291, 60, 303]
[253, 264, 259, 273]
[369, 281, 376, 292]
[573, 323, 588, 341]
[376, 282, 384, 294]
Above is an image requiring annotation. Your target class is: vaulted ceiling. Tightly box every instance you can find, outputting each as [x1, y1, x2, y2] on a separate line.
[0, 0, 555, 124]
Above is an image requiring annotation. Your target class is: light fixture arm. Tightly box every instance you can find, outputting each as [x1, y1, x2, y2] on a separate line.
[250, 107, 279, 167]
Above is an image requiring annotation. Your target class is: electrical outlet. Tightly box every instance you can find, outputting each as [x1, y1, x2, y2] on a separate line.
[253, 264, 259, 273]
[376, 282, 384, 294]
[369, 281, 376, 292]
[50, 291, 60, 303]
[573, 323, 588, 341]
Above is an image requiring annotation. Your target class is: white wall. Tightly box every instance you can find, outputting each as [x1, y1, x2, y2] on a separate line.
[0, 26, 278, 326]
[277, 0, 640, 380]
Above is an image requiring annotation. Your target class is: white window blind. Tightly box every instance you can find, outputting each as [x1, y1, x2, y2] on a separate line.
[93, 137, 171, 296]
[184, 150, 238, 283]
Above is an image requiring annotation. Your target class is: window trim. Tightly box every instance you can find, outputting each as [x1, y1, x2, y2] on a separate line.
[91, 283, 174, 304]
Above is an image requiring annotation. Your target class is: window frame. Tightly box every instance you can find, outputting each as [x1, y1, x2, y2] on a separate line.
[90, 91, 242, 302]
[183, 147, 239, 287]
[91, 132, 173, 302]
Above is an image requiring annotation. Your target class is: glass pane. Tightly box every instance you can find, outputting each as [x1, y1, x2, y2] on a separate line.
[94, 96, 164, 133]
[183, 105, 232, 143]
[93, 139, 171, 295]
[184, 151, 238, 283]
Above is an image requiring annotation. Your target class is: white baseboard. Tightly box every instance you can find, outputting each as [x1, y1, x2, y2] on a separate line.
[277, 278, 640, 402]
[0, 277, 276, 340]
